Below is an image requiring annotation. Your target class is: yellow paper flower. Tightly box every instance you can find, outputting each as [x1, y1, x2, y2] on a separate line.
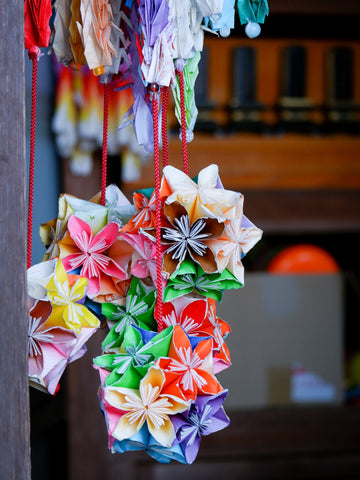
[46, 259, 100, 333]
[105, 366, 189, 447]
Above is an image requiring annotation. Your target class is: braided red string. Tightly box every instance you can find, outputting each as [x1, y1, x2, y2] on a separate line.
[27, 54, 38, 269]
[161, 86, 169, 168]
[151, 87, 164, 331]
[177, 70, 189, 175]
[101, 82, 109, 206]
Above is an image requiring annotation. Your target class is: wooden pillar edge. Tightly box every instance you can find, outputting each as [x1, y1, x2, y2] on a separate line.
[0, 1, 31, 478]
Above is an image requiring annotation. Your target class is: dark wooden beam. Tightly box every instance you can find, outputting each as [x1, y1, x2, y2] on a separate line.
[0, 0, 31, 478]
[270, 0, 360, 16]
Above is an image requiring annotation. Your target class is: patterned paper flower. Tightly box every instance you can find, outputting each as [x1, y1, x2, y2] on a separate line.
[45, 258, 100, 333]
[105, 184, 135, 226]
[105, 366, 189, 446]
[94, 325, 173, 389]
[102, 278, 157, 351]
[40, 193, 108, 261]
[171, 390, 230, 464]
[145, 201, 224, 278]
[59, 215, 132, 298]
[163, 164, 240, 222]
[28, 299, 77, 394]
[27, 258, 58, 301]
[207, 198, 263, 284]
[206, 300, 231, 373]
[121, 191, 157, 233]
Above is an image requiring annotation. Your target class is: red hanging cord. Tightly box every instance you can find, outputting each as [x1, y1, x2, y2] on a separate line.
[149, 84, 164, 331]
[27, 48, 39, 269]
[101, 82, 110, 206]
[177, 69, 189, 175]
[161, 86, 169, 168]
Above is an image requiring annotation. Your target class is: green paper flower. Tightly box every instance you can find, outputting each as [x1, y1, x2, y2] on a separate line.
[101, 278, 156, 351]
[163, 259, 243, 302]
[94, 325, 173, 389]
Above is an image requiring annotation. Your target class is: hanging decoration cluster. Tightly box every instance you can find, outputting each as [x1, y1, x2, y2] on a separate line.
[52, 65, 147, 181]
[24, 0, 267, 465]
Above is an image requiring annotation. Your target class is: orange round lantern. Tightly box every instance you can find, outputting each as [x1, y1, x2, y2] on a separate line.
[267, 244, 340, 274]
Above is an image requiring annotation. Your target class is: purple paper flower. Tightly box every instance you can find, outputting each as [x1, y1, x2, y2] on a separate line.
[171, 390, 230, 464]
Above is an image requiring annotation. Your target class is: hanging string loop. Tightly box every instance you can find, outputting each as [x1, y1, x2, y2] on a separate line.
[175, 60, 189, 176]
[101, 81, 110, 206]
[148, 83, 164, 331]
[161, 86, 169, 168]
[26, 48, 40, 269]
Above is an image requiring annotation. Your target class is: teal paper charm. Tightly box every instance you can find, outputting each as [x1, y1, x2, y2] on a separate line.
[237, 0, 269, 24]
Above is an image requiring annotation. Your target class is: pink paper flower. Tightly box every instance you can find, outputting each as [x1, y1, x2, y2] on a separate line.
[60, 215, 131, 298]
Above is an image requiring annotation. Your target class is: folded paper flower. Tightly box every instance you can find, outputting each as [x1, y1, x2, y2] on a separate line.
[101, 277, 157, 351]
[163, 258, 243, 302]
[121, 232, 158, 284]
[145, 200, 224, 278]
[113, 425, 187, 464]
[98, 367, 186, 463]
[94, 324, 173, 388]
[159, 297, 231, 374]
[206, 300, 231, 373]
[40, 193, 108, 261]
[160, 296, 215, 337]
[45, 258, 100, 333]
[164, 164, 240, 222]
[207, 197, 263, 284]
[104, 366, 189, 447]
[121, 190, 157, 233]
[157, 325, 223, 402]
[27, 258, 58, 301]
[28, 298, 77, 395]
[171, 390, 230, 464]
[103, 184, 135, 226]
[41, 186, 133, 261]
[59, 215, 132, 299]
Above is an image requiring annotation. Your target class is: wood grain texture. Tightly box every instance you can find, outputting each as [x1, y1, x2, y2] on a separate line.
[0, 0, 31, 479]
[134, 408, 360, 480]
[123, 134, 360, 191]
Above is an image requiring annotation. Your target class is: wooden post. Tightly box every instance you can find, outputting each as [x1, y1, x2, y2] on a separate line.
[0, 1, 31, 479]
